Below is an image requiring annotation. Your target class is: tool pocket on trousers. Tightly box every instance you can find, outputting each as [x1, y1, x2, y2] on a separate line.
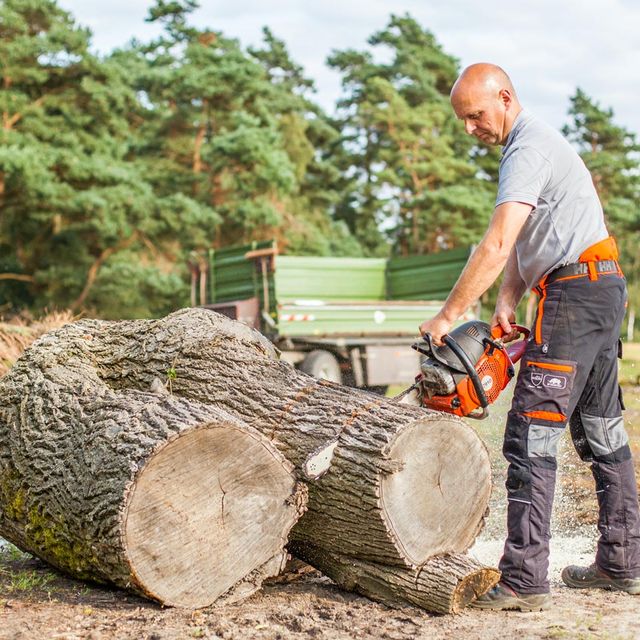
[506, 498, 531, 547]
[513, 358, 577, 423]
[533, 285, 563, 345]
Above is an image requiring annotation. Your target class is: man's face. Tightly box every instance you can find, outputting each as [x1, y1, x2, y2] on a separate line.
[451, 90, 508, 145]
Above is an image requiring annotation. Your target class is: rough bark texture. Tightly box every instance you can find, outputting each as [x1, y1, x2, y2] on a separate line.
[0, 328, 306, 608]
[291, 543, 500, 615]
[0, 308, 498, 613]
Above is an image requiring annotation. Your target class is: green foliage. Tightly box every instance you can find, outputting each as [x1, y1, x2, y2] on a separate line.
[0, 0, 206, 316]
[328, 14, 496, 256]
[562, 88, 640, 233]
[562, 89, 640, 315]
[1, 4, 638, 320]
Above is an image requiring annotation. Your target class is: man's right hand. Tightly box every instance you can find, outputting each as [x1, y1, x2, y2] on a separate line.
[491, 303, 519, 341]
[419, 312, 454, 346]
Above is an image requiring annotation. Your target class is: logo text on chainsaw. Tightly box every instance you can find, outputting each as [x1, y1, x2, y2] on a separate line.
[481, 375, 494, 392]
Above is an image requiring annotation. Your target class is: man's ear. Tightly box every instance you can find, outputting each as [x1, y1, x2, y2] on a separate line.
[499, 88, 512, 108]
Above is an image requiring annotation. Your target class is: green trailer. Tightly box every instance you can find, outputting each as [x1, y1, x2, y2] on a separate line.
[192, 241, 475, 391]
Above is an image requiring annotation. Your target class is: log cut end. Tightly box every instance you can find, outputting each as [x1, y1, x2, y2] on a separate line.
[380, 415, 492, 564]
[452, 565, 501, 612]
[124, 422, 304, 608]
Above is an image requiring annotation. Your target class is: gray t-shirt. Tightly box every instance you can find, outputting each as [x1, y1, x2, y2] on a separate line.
[496, 110, 608, 289]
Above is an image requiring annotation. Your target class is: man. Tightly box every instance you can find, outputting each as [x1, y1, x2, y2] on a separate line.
[419, 63, 640, 611]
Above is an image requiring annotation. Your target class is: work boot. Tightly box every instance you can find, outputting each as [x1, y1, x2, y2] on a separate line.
[561, 564, 640, 595]
[470, 582, 551, 611]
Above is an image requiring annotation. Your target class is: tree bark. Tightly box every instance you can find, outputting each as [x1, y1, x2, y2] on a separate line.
[0, 308, 497, 613]
[0, 335, 306, 608]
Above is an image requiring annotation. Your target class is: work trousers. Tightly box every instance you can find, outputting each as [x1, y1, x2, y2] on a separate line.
[499, 272, 640, 594]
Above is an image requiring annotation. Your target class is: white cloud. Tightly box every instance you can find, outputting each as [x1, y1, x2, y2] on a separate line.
[56, 0, 640, 135]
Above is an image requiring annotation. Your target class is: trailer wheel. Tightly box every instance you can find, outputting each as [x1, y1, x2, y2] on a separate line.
[299, 350, 342, 384]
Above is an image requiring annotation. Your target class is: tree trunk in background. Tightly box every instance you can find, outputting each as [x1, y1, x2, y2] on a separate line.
[0, 309, 498, 613]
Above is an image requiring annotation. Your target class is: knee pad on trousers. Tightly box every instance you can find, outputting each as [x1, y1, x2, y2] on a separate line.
[506, 462, 532, 501]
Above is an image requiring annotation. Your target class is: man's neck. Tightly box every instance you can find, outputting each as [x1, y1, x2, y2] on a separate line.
[500, 105, 524, 144]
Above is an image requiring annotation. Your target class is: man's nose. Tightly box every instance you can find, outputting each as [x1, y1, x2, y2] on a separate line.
[464, 120, 476, 135]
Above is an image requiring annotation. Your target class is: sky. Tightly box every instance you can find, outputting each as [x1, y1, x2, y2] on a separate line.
[57, 0, 640, 136]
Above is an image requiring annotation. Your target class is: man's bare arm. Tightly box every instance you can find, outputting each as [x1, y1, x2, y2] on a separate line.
[419, 201, 532, 342]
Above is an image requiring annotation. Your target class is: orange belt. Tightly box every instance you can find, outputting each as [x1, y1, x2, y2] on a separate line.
[535, 236, 622, 291]
[532, 236, 623, 344]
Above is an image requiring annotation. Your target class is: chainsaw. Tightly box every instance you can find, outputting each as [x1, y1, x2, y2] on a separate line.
[396, 321, 530, 419]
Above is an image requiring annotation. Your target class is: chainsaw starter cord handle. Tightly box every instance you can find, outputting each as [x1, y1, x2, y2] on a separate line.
[442, 334, 489, 412]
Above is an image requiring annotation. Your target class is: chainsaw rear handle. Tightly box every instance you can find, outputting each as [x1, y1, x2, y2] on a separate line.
[490, 323, 530, 341]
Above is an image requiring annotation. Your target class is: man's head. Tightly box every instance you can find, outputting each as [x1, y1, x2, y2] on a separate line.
[450, 63, 521, 146]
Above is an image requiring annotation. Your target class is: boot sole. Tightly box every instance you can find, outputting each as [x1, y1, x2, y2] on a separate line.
[471, 596, 551, 612]
[561, 568, 640, 595]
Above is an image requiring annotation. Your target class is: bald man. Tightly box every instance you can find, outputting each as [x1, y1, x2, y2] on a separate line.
[420, 64, 640, 611]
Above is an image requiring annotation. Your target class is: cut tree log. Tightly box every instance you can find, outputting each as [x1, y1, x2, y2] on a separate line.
[0, 308, 498, 613]
[0, 336, 306, 608]
[291, 543, 500, 614]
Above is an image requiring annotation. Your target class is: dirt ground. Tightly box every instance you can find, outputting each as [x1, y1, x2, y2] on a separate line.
[2, 386, 640, 640]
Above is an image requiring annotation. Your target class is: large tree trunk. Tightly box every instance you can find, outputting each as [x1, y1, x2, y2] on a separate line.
[0, 308, 497, 613]
[0, 341, 306, 608]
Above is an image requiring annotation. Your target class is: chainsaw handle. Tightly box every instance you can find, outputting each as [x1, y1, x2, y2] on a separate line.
[442, 334, 489, 411]
[490, 324, 530, 341]
[412, 332, 438, 359]
[467, 406, 490, 420]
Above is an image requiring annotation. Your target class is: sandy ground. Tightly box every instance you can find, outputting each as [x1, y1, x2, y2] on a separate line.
[2, 530, 637, 640]
[2, 387, 640, 640]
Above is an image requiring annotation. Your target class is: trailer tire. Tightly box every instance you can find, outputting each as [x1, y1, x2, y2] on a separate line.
[299, 350, 342, 384]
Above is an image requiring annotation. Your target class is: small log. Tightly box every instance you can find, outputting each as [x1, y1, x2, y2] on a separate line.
[291, 543, 499, 614]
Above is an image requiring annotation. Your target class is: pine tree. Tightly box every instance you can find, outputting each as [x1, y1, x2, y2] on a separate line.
[562, 88, 640, 234]
[562, 89, 640, 327]
[248, 28, 361, 256]
[0, 0, 201, 317]
[132, 1, 297, 249]
[328, 14, 498, 256]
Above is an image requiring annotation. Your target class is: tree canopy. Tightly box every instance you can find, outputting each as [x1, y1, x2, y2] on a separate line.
[1, 1, 638, 320]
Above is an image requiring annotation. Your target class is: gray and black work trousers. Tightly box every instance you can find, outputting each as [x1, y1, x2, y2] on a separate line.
[499, 271, 640, 594]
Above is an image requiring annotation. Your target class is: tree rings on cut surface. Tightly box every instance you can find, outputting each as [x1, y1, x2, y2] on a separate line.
[124, 422, 301, 608]
[380, 416, 491, 564]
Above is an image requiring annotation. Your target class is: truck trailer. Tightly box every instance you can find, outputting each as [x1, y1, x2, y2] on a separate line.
[190, 241, 476, 392]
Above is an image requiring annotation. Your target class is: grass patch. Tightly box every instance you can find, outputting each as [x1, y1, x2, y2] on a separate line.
[620, 359, 640, 386]
[2, 567, 56, 593]
[0, 541, 58, 596]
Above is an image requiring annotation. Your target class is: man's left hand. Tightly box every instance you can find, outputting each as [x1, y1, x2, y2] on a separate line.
[419, 313, 454, 346]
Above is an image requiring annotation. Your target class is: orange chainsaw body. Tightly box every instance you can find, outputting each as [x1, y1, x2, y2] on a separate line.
[416, 324, 529, 419]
